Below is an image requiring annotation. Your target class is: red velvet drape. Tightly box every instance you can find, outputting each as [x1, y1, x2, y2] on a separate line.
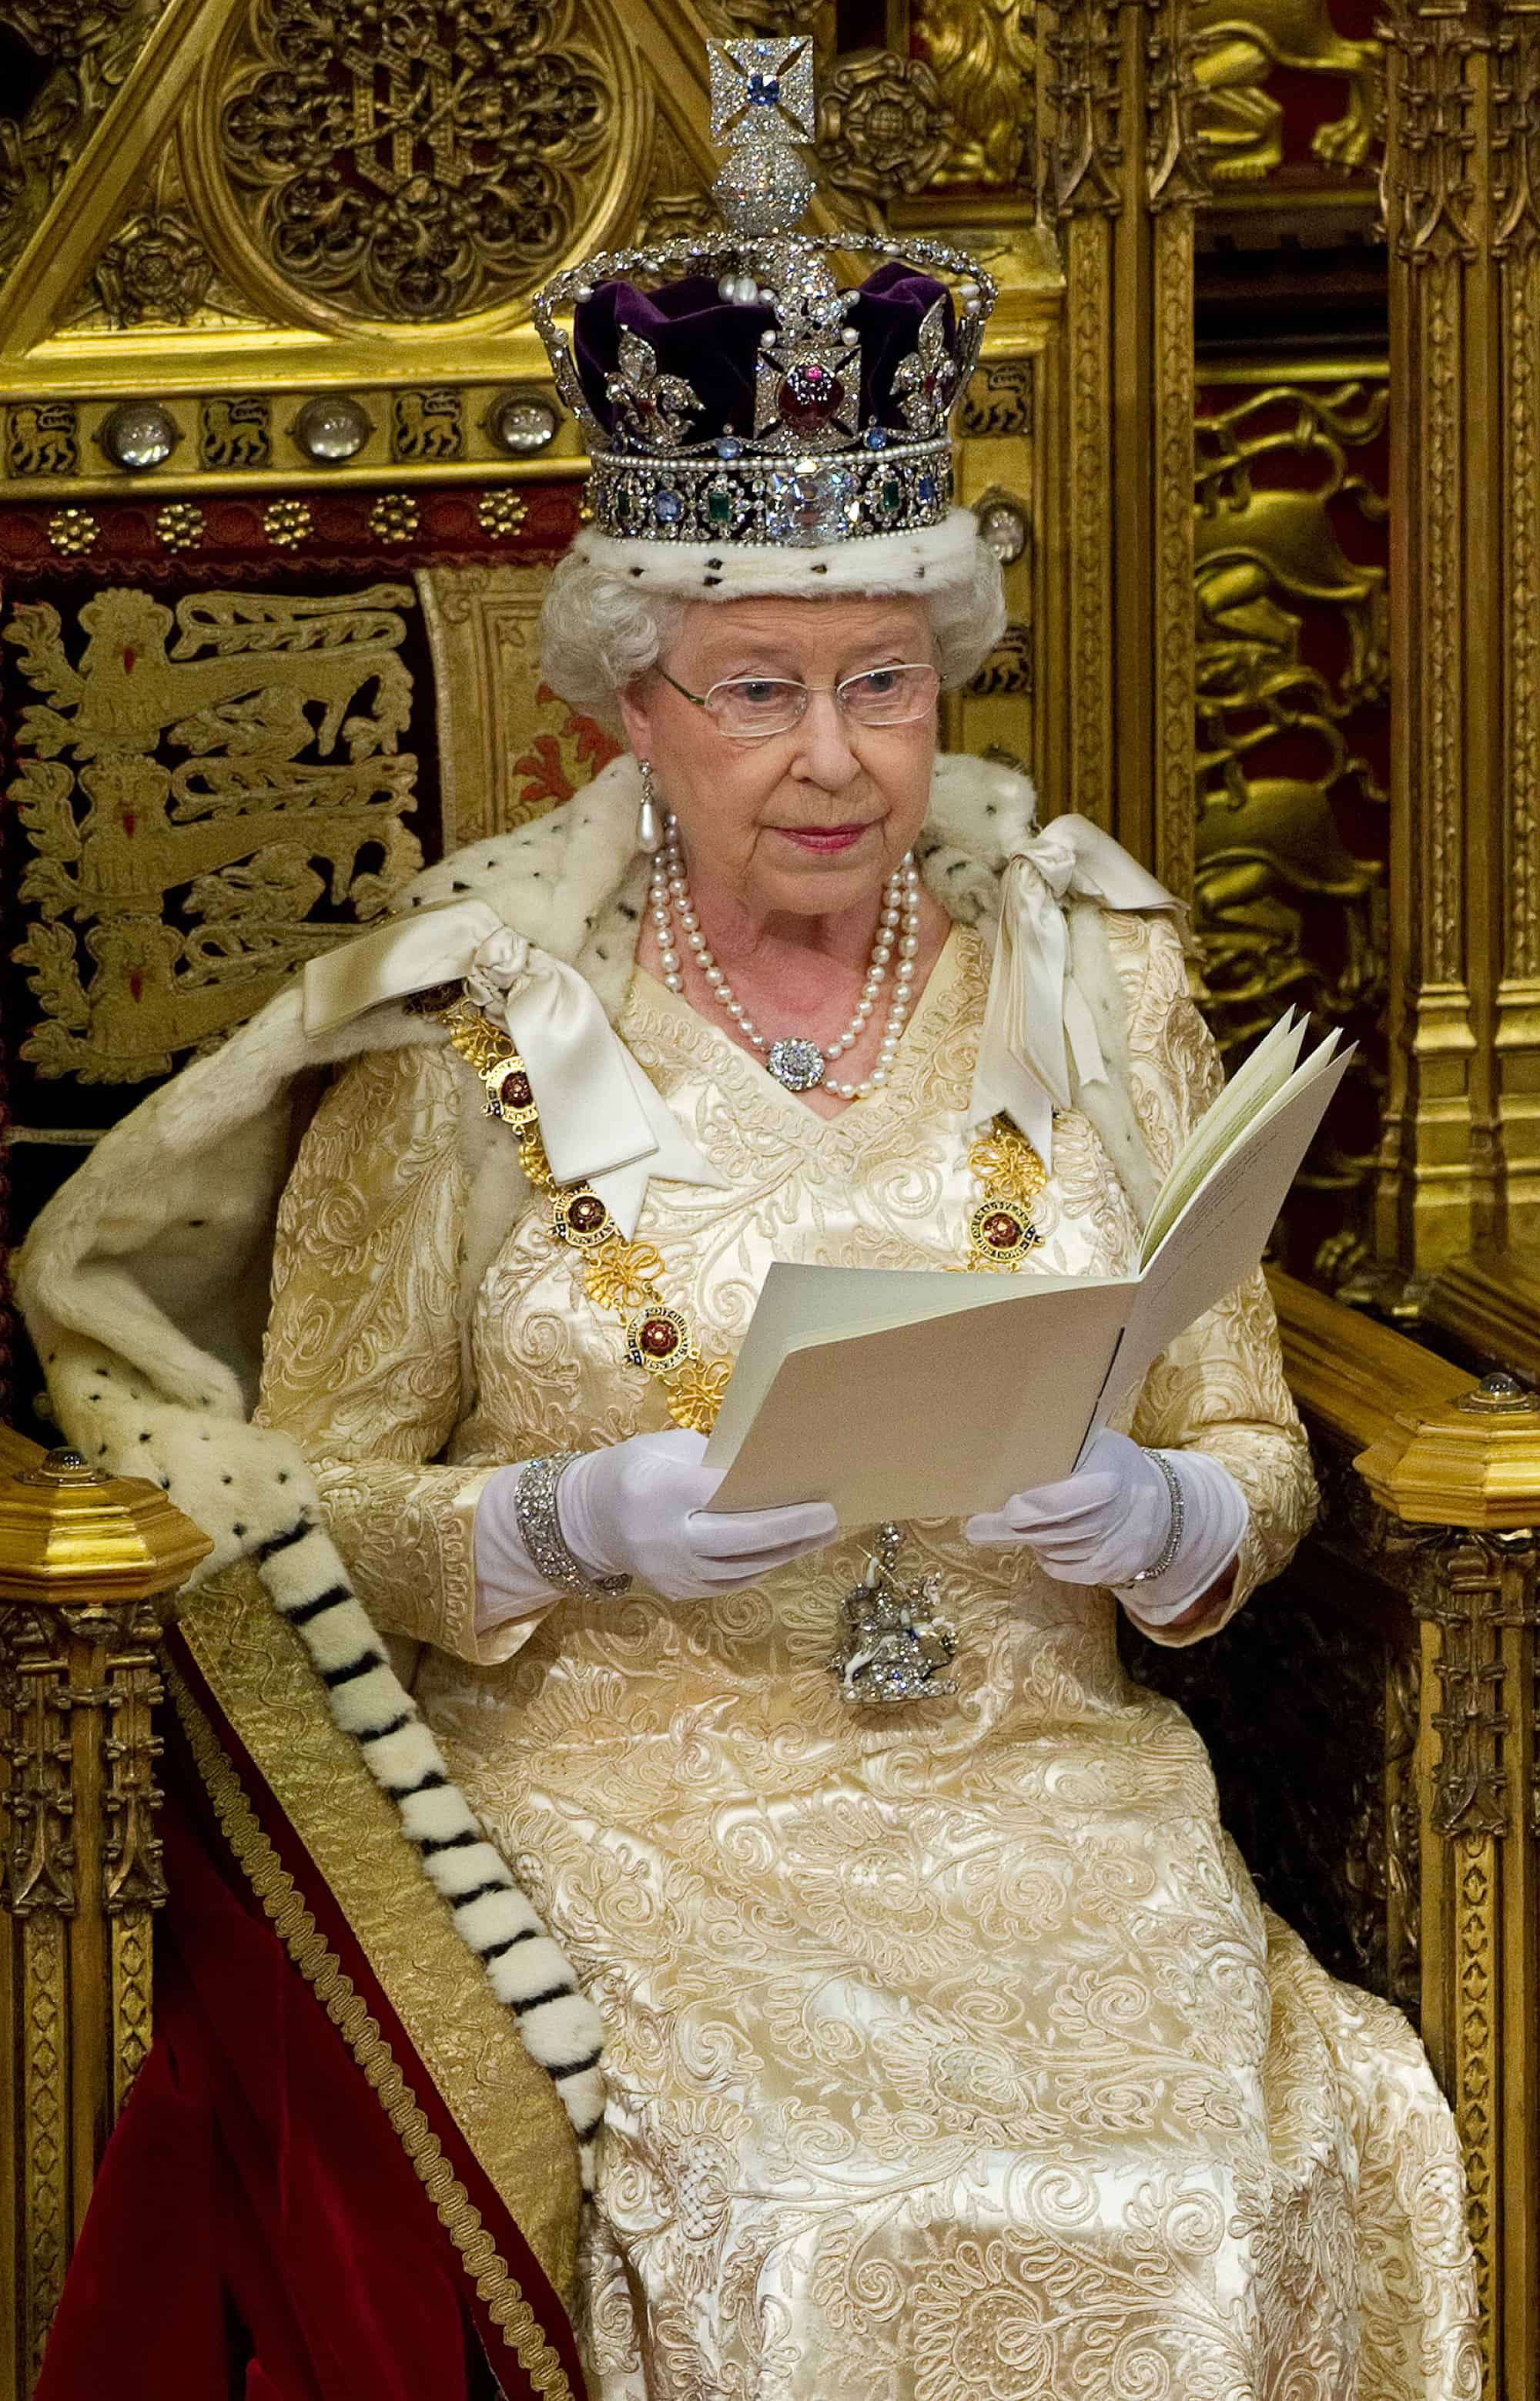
[35, 1682, 583, 2401]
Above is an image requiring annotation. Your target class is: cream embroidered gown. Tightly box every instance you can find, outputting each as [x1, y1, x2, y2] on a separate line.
[258, 914, 1479, 2401]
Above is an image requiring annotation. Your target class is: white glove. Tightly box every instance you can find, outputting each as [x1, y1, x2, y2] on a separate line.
[963, 1428, 1246, 1625]
[557, 1428, 838, 1603]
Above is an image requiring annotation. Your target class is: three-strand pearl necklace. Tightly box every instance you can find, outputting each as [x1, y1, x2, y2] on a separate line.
[649, 813, 923, 1097]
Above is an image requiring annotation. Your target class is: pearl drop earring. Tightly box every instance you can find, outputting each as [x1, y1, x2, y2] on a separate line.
[637, 761, 664, 855]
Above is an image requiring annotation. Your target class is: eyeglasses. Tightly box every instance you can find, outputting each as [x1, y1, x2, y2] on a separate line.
[656, 661, 940, 741]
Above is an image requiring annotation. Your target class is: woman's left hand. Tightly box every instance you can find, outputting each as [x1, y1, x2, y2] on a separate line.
[963, 1428, 1246, 1622]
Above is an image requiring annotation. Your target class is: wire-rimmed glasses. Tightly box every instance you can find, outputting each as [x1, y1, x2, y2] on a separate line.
[656, 662, 940, 740]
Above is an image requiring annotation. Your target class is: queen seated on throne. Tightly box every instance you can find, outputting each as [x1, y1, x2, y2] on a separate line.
[17, 47, 1478, 2401]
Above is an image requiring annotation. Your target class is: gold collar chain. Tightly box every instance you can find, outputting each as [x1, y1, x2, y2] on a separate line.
[432, 994, 1047, 1437]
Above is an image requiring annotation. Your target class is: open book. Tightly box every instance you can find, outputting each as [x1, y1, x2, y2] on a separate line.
[702, 1012, 1351, 1527]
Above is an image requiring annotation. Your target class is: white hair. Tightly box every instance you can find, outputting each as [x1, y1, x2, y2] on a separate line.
[539, 530, 1007, 732]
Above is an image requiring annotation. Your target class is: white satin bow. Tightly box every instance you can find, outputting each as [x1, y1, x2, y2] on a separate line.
[969, 816, 1180, 1164]
[303, 899, 725, 1235]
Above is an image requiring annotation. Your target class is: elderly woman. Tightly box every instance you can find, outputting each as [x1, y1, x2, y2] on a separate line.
[22, 131, 1475, 2401]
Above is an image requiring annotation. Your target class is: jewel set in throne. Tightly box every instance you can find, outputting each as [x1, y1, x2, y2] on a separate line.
[533, 36, 996, 555]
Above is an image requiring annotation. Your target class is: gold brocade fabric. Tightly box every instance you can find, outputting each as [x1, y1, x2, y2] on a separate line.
[259, 919, 1479, 2400]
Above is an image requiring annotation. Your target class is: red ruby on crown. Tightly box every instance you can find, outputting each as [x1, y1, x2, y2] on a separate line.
[778, 360, 845, 434]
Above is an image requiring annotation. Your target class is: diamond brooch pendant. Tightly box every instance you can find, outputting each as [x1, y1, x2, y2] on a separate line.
[830, 1524, 959, 1708]
[767, 1036, 825, 1092]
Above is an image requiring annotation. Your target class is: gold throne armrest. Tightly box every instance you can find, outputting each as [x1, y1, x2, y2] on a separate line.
[0, 1435, 210, 2401]
[1120, 1271, 1538, 2401]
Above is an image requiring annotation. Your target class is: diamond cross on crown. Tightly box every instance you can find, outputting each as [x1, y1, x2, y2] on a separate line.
[708, 37, 816, 149]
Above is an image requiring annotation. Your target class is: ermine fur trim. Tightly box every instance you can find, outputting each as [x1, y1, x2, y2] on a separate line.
[568, 507, 986, 604]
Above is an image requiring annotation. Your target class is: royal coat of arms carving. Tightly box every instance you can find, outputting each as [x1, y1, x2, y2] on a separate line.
[7, 583, 424, 1083]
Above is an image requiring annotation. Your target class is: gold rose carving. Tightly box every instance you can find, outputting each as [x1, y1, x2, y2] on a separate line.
[818, 51, 956, 201]
[89, 206, 213, 326]
[217, 0, 616, 321]
[1191, 0, 1381, 184]
[63, 136, 257, 332]
[912, 0, 1036, 189]
[6, 584, 424, 1083]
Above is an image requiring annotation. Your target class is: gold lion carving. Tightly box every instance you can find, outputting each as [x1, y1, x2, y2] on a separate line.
[7, 585, 424, 1083]
[1192, 1, 1380, 183]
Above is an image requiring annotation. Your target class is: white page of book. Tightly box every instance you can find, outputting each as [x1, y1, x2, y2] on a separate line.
[702, 1020, 1352, 1528]
[1141, 1028, 1344, 1277]
[706, 1276, 1131, 1522]
[1088, 1042, 1354, 1442]
[1138, 1012, 1310, 1261]
[705, 1258, 1107, 1466]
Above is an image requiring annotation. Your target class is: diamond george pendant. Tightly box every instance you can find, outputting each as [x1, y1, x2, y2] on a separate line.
[831, 1524, 959, 1707]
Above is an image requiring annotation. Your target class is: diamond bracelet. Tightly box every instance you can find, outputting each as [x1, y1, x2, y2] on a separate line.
[1125, 1450, 1186, 1586]
[514, 1452, 632, 1599]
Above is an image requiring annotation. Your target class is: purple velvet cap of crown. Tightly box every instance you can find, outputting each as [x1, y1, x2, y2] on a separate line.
[573, 260, 958, 445]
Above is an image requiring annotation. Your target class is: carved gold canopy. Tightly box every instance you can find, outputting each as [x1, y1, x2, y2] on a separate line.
[0, 0, 698, 494]
[0, 0, 1060, 502]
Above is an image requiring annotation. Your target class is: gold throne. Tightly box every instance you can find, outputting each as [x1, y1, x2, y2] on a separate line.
[2, 4, 1538, 2395]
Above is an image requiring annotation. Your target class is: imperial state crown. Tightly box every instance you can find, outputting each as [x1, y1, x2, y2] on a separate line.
[533, 36, 996, 564]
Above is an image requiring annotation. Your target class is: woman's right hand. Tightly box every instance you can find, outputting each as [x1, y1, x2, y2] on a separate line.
[558, 1428, 838, 1602]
